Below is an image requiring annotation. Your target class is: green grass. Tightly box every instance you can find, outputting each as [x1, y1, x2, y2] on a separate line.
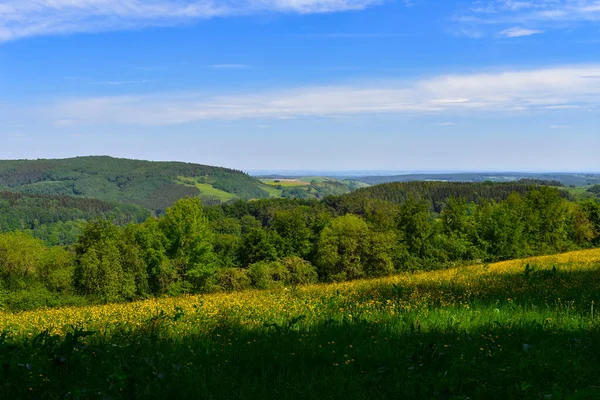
[259, 184, 284, 198]
[261, 179, 310, 187]
[194, 183, 237, 202]
[2, 250, 600, 399]
[298, 176, 332, 183]
[176, 177, 237, 202]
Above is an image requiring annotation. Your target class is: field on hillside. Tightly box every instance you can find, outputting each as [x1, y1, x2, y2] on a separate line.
[2, 250, 600, 399]
[261, 178, 311, 187]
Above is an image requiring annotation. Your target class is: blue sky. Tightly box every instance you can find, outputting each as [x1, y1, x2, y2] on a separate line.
[0, 0, 599, 172]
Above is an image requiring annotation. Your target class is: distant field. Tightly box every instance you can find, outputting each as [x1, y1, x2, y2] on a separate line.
[259, 184, 283, 198]
[298, 176, 331, 183]
[2, 249, 600, 399]
[560, 185, 598, 199]
[176, 177, 237, 202]
[261, 179, 311, 187]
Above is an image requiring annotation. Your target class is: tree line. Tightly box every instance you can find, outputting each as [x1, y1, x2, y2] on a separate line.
[1, 185, 599, 311]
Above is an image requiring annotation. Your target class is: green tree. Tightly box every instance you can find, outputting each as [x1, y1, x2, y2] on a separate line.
[580, 200, 600, 246]
[281, 256, 318, 287]
[0, 231, 46, 287]
[37, 246, 75, 293]
[159, 198, 217, 292]
[272, 210, 312, 258]
[240, 228, 280, 266]
[474, 196, 526, 261]
[523, 187, 569, 253]
[128, 217, 176, 294]
[395, 197, 436, 269]
[316, 214, 370, 282]
[74, 220, 135, 301]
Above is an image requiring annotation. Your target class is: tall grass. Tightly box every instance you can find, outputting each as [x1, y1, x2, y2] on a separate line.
[2, 249, 600, 399]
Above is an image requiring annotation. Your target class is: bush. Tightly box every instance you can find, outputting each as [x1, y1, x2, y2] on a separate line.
[0, 285, 89, 312]
[248, 261, 290, 289]
[216, 268, 252, 292]
[281, 257, 318, 287]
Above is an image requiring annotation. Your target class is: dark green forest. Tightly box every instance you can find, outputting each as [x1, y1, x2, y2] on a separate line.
[1, 179, 599, 312]
[0, 156, 271, 212]
[356, 172, 600, 186]
[0, 191, 150, 245]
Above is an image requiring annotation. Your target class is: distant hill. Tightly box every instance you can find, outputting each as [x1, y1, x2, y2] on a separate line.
[354, 172, 600, 187]
[328, 181, 574, 213]
[0, 191, 151, 245]
[0, 156, 271, 212]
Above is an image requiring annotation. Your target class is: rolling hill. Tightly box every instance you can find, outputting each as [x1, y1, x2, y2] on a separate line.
[0, 191, 151, 245]
[0, 156, 272, 212]
[354, 172, 600, 187]
[328, 180, 574, 213]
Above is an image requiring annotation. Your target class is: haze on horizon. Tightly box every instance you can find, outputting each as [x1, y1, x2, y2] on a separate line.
[1, 1, 599, 172]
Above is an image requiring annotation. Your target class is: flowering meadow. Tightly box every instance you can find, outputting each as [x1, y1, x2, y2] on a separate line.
[2, 249, 600, 399]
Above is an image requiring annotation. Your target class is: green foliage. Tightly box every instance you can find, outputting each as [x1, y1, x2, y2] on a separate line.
[0, 156, 270, 212]
[2, 252, 600, 399]
[271, 209, 312, 258]
[74, 221, 135, 301]
[0, 191, 150, 245]
[215, 268, 252, 291]
[248, 260, 290, 289]
[1, 179, 600, 311]
[240, 228, 280, 266]
[159, 198, 218, 292]
[0, 231, 45, 285]
[334, 180, 573, 213]
[316, 215, 371, 281]
[281, 256, 318, 287]
[587, 184, 600, 194]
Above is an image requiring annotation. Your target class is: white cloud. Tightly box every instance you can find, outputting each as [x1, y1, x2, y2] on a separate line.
[550, 125, 572, 129]
[0, 0, 384, 42]
[94, 80, 153, 85]
[40, 65, 600, 125]
[457, 1, 600, 36]
[210, 64, 250, 69]
[499, 26, 544, 37]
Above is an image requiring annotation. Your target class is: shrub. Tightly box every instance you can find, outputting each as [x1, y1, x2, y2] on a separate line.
[281, 257, 318, 287]
[248, 260, 290, 289]
[216, 268, 252, 292]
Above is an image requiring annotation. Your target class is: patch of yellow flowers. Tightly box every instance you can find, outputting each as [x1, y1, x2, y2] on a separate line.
[1, 249, 599, 339]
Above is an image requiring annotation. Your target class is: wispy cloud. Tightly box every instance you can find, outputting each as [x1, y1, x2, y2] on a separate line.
[499, 27, 544, 37]
[94, 80, 153, 85]
[0, 0, 385, 42]
[550, 125, 572, 129]
[210, 64, 250, 69]
[456, 0, 600, 37]
[41, 65, 600, 125]
[298, 33, 410, 38]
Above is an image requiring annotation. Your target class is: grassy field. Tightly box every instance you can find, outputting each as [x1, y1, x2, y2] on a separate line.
[2, 250, 600, 399]
[560, 185, 598, 199]
[176, 177, 238, 202]
[259, 184, 284, 198]
[261, 178, 311, 187]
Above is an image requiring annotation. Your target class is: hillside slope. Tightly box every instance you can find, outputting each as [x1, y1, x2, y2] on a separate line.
[0, 191, 151, 245]
[0, 156, 271, 212]
[329, 180, 574, 212]
[2, 249, 599, 399]
[355, 172, 600, 186]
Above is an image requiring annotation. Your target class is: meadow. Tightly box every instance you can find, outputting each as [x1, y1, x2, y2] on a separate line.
[1, 249, 600, 399]
[261, 178, 311, 187]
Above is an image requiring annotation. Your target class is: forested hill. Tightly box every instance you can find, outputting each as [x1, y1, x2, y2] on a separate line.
[0, 191, 151, 245]
[0, 156, 270, 212]
[355, 172, 600, 187]
[328, 181, 574, 213]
